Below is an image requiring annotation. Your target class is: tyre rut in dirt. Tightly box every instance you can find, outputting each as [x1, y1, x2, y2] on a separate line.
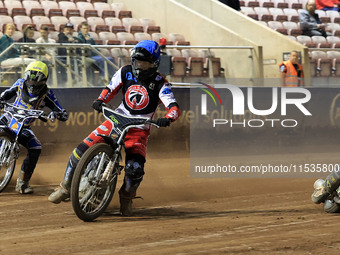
[71, 143, 117, 221]
[0, 131, 16, 193]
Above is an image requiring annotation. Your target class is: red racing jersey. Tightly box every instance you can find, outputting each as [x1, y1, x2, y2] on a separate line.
[97, 65, 181, 128]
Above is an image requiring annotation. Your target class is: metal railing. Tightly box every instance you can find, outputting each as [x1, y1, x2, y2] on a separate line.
[0, 43, 258, 88]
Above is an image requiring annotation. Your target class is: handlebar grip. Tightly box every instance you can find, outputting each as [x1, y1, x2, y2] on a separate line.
[39, 115, 48, 123]
[146, 119, 160, 128]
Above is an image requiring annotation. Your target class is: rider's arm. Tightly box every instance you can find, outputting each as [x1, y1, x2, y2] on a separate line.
[94, 68, 124, 104]
[44, 90, 68, 121]
[158, 83, 181, 123]
[44, 90, 65, 112]
[0, 80, 21, 101]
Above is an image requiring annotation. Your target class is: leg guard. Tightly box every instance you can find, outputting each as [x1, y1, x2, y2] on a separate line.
[20, 148, 41, 182]
[61, 142, 89, 191]
[119, 154, 145, 199]
[325, 170, 340, 194]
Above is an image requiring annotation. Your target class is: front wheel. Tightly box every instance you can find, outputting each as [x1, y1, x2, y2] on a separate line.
[0, 131, 17, 193]
[71, 143, 118, 221]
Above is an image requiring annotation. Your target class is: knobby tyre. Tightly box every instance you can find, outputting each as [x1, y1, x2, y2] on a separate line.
[71, 143, 118, 221]
[0, 131, 16, 193]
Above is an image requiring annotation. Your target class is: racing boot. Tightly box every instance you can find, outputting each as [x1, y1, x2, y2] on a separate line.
[312, 171, 340, 204]
[15, 171, 33, 194]
[119, 188, 133, 216]
[48, 185, 70, 204]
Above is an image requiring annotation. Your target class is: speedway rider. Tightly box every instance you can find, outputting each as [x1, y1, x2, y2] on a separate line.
[312, 171, 340, 205]
[48, 40, 181, 216]
[0, 61, 68, 194]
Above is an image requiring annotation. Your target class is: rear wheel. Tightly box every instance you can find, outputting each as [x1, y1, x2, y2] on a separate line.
[0, 131, 16, 193]
[71, 143, 118, 221]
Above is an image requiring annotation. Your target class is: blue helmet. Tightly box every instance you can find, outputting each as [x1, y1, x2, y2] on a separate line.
[131, 40, 161, 81]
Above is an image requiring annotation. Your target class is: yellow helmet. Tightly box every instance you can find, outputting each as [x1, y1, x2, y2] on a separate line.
[24, 61, 48, 82]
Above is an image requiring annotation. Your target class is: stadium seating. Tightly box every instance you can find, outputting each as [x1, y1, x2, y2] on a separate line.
[311, 35, 331, 48]
[283, 8, 299, 22]
[181, 49, 204, 76]
[50, 16, 69, 32]
[268, 21, 288, 35]
[0, 0, 226, 79]
[134, 32, 151, 42]
[76, 2, 95, 17]
[254, 7, 274, 22]
[69, 16, 86, 31]
[116, 32, 138, 45]
[199, 49, 224, 77]
[273, 0, 288, 8]
[58, 1, 77, 17]
[311, 51, 332, 76]
[86, 16, 106, 32]
[93, 2, 114, 19]
[4, 0, 22, 16]
[152, 33, 173, 45]
[32, 16, 52, 31]
[11, 31, 23, 41]
[41, 1, 59, 16]
[327, 36, 340, 48]
[166, 49, 187, 76]
[111, 3, 132, 19]
[139, 18, 161, 34]
[13, 16, 33, 31]
[258, 0, 275, 8]
[282, 21, 302, 36]
[269, 8, 288, 22]
[297, 35, 317, 48]
[327, 51, 340, 76]
[122, 18, 144, 34]
[98, 31, 118, 45]
[111, 48, 130, 66]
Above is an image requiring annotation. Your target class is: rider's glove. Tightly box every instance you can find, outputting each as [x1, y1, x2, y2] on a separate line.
[57, 109, 68, 121]
[156, 118, 171, 127]
[48, 111, 58, 122]
[92, 99, 104, 113]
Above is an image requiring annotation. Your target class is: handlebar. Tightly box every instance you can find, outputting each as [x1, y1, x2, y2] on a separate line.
[39, 115, 48, 123]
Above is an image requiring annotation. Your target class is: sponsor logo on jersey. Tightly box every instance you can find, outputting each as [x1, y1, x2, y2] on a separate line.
[126, 72, 137, 82]
[125, 85, 149, 110]
[149, 83, 155, 90]
[162, 88, 172, 95]
[99, 125, 109, 131]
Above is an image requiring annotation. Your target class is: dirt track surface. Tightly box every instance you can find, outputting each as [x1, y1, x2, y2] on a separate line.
[1, 150, 340, 255]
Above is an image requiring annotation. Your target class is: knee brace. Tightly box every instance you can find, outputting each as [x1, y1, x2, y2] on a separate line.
[124, 160, 145, 181]
[120, 154, 145, 198]
[62, 142, 89, 190]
